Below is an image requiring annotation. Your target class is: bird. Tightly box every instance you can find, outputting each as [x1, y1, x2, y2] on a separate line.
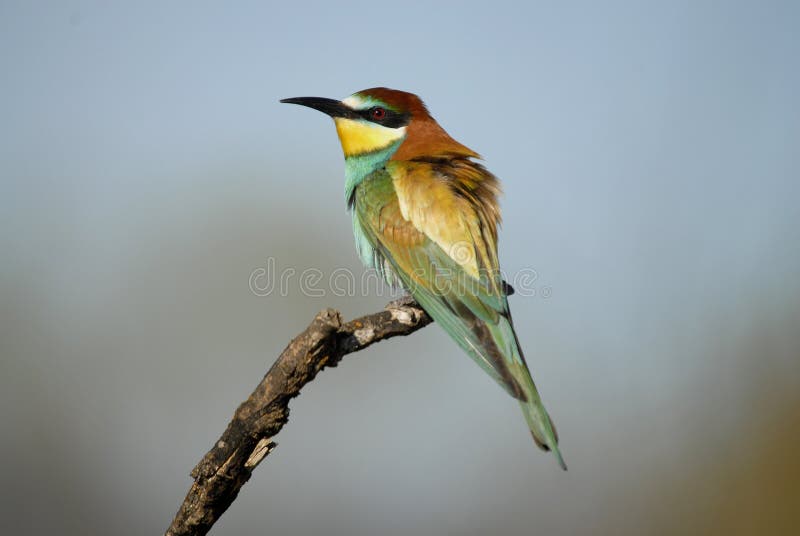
[281, 88, 566, 470]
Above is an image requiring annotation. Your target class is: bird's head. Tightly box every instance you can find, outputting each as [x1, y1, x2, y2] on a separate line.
[281, 87, 477, 161]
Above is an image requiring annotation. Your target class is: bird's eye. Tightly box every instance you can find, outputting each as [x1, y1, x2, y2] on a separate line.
[371, 107, 387, 120]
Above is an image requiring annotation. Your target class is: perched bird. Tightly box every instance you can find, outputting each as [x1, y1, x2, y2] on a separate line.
[281, 88, 566, 469]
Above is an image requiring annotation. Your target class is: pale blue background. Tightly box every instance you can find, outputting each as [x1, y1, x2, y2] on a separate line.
[2, 1, 799, 535]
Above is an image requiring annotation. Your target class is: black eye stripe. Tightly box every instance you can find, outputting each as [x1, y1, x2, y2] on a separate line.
[356, 107, 411, 128]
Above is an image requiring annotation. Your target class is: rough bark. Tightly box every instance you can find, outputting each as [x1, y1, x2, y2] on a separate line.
[165, 298, 431, 536]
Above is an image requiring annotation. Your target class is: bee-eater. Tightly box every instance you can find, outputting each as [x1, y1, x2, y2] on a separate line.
[281, 88, 566, 469]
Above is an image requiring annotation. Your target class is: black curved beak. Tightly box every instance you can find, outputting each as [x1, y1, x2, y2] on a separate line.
[280, 97, 354, 118]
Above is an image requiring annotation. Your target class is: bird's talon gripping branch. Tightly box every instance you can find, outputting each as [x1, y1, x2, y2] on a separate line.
[386, 294, 418, 309]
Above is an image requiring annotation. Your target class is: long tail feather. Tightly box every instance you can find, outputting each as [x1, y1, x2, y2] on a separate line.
[520, 394, 567, 470]
[490, 316, 567, 470]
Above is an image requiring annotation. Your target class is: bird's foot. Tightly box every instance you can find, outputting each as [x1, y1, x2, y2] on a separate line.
[386, 293, 418, 309]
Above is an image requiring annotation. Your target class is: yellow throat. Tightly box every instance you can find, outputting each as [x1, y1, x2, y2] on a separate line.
[333, 117, 406, 157]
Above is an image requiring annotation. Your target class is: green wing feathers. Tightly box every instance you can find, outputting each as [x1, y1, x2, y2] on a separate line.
[353, 159, 565, 469]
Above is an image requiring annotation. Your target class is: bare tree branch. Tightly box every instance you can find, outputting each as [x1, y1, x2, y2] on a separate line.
[165, 298, 431, 536]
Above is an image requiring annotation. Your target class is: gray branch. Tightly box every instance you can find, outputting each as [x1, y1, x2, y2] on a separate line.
[165, 299, 431, 536]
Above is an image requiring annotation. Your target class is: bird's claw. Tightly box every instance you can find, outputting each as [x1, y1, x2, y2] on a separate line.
[386, 294, 418, 309]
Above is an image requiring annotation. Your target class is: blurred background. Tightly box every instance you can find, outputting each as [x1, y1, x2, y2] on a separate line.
[2, 1, 799, 535]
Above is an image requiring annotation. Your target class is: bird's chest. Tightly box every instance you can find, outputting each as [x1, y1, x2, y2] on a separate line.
[355, 171, 425, 248]
[354, 169, 395, 221]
